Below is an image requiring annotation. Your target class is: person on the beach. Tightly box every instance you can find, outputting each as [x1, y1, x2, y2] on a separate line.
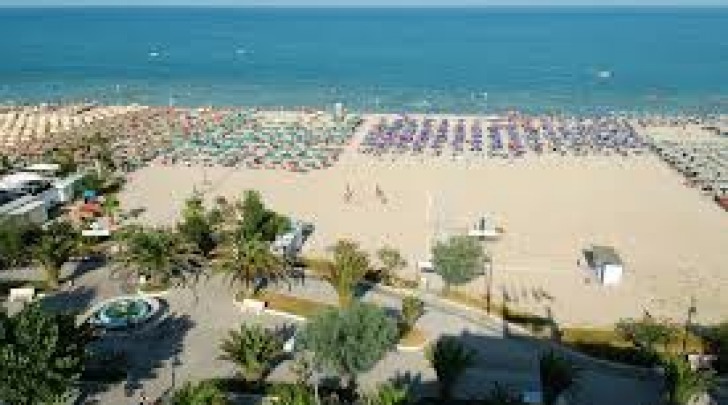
[375, 184, 387, 204]
[344, 183, 353, 203]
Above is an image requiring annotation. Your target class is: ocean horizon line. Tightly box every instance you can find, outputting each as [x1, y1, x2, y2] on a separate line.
[1, 5, 728, 10]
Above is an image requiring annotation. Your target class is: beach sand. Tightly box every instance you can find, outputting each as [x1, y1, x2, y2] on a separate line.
[119, 114, 728, 327]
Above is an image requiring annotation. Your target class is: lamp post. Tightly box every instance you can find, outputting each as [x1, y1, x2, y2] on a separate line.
[683, 296, 697, 354]
[485, 255, 493, 314]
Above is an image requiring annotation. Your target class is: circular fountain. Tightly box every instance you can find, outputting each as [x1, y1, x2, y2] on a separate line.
[89, 296, 161, 331]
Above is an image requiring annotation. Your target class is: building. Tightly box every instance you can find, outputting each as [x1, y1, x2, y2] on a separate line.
[585, 245, 624, 286]
[271, 220, 314, 257]
[0, 167, 83, 226]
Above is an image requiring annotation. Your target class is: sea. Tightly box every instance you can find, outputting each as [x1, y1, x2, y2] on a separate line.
[0, 7, 727, 114]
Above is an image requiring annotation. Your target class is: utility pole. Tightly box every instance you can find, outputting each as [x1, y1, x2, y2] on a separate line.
[485, 254, 493, 314]
[683, 296, 697, 354]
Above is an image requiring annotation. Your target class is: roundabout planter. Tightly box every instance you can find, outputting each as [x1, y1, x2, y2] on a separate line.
[86, 295, 161, 331]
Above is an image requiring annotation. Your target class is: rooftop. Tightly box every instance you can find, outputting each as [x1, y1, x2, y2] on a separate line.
[587, 245, 623, 267]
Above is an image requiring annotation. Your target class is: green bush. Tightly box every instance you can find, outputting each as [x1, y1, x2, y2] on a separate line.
[400, 296, 425, 333]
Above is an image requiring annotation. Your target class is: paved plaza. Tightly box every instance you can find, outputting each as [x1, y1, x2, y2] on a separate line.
[2, 260, 665, 405]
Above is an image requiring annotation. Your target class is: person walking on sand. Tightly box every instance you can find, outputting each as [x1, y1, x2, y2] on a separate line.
[344, 183, 353, 203]
[375, 184, 387, 204]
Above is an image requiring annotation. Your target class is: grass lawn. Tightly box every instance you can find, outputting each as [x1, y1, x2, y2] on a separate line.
[439, 288, 707, 367]
[138, 280, 171, 293]
[236, 290, 334, 319]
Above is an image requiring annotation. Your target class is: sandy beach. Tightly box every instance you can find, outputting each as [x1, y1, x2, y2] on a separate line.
[118, 114, 728, 327]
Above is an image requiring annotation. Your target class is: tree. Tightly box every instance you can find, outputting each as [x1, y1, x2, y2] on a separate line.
[237, 190, 289, 242]
[427, 336, 475, 400]
[219, 324, 284, 387]
[616, 316, 679, 355]
[705, 321, 728, 374]
[178, 193, 219, 259]
[400, 296, 425, 333]
[376, 246, 407, 285]
[362, 382, 410, 405]
[539, 351, 580, 405]
[33, 221, 79, 289]
[51, 148, 78, 175]
[483, 383, 527, 405]
[117, 226, 201, 286]
[0, 154, 13, 175]
[0, 219, 40, 270]
[662, 355, 716, 405]
[432, 235, 485, 292]
[101, 194, 121, 226]
[300, 303, 398, 395]
[169, 380, 230, 405]
[323, 240, 371, 307]
[77, 171, 105, 194]
[270, 384, 318, 405]
[0, 304, 92, 405]
[215, 236, 286, 296]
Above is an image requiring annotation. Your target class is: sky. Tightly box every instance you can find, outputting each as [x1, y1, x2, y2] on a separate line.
[0, 0, 727, 6]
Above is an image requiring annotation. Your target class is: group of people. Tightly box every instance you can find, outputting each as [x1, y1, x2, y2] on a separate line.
[344, 183, 388, 204]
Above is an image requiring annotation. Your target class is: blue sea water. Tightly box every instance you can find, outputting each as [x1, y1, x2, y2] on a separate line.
[0, 7, 727, 113]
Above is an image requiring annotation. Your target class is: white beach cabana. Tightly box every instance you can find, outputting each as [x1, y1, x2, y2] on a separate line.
[584, 245, 624, 286]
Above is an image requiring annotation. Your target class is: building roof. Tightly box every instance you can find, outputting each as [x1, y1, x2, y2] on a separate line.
[588, 245, 623, 267]
[0, 172, 45, 191]
[25, 163, 60, 173]
[0, 194, 39, 217]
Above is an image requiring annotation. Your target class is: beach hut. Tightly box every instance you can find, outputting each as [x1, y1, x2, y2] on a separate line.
[584, 245, 624, 286]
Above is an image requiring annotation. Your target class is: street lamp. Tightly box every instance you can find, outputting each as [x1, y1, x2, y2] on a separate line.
[683, 296, 698, 354]
[484, 251, 493, 314]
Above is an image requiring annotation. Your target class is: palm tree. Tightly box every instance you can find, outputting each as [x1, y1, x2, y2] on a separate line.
[0, 219, 39, 270]
[363, 382, 410, 405]
[376, 246, 407, 285]
[663, 355, 716, 405]
[219, 324, 284, 388]
[178, 193, 219, 259]
[169, 380, 230, 405]
[0, 154, 13, 175]
[214, 236, 286, 297]
[427, 336, 476, 401]
[270, 384, 317, 405]
[116, 226, 201, 287]
[51, 148, 78, 176]
[34, 221, 79, 289]
[322, 240, 370, 307]
[539, 351, 580, 405]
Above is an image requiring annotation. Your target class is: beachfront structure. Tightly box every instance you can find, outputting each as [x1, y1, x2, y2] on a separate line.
[0, 104, 144, 153]
[0, 169, 83, 225]
[359, 115, 647, 158]
[652, 140, 728, 202]
[158, 109, 362, 171]
[585, 245, 624, 286]
[271, 220, 313, 257]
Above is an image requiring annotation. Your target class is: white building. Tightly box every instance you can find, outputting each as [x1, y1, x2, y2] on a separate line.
[271, 220, 314, 257]
[586, 245, 624, 286]
[0, 168, 83, 226]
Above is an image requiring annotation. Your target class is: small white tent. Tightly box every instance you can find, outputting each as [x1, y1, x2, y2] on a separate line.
[585, 245, 624, 286]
